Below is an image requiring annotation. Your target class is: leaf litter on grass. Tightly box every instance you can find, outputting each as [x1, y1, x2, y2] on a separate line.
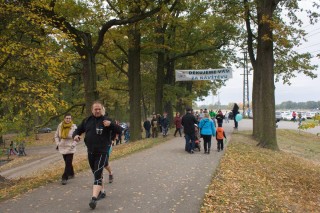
[201, 131, 320, 213]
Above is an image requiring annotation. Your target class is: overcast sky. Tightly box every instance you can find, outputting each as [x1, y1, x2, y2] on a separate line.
[196, 1, 320, 106]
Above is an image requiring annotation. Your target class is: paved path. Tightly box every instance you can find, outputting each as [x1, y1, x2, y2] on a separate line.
[0, 119, 318, 213]
[0, 121, 235, 213]
[0, 144, 88, 179]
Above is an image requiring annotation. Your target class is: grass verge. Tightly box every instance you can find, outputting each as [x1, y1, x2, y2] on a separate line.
[0, 135, 172, 202]
[201, 130, 320, 212]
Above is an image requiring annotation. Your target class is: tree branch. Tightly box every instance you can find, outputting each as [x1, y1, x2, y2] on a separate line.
[34, 103, 85, 129]
[26, 3, 86, 56]
[0, 54, 11, 70]
[167, 44, 225, 64]
[244, 0, 257, 69]
[112, 38, 129, 58]
[93, 0, 171, 54]
[169, 0, 179, 12]
[109, 87, 129, 92]
[106, 0, 122, 16]
[97, 51, 128, 77]
[49, 0, 56, 10]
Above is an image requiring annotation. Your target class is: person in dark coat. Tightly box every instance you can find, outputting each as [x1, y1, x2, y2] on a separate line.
[215, 110, 224, 127]
[181, 107, 198, 153]
[232, 103, 240, 129]
[161, 112, 169, 137]
[174, 112, 182, 137]
[73, 101, 118, 210]
[143, 119, 151, 138]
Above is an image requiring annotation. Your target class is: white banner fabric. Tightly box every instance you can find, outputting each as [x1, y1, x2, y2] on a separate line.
[175, 68, 233, 81]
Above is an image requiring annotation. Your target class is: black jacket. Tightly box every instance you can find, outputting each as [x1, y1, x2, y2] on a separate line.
[216, 114, 224, 124]
[72, 115, 116, 154]
[143, 120, 151, 130]
[160, 117, 169, 128]
[181, 112, 198, 135]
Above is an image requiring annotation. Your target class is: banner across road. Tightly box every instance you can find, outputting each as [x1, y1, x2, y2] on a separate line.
[175, 68, 233, 81]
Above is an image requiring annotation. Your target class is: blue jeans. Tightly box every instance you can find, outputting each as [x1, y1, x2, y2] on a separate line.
[145, 129, 151, 138]
[185, 134, 195, 152]
[162, 126, 168, 136]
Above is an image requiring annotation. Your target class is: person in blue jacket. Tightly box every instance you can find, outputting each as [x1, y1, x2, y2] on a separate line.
[199, 113, 216, 154]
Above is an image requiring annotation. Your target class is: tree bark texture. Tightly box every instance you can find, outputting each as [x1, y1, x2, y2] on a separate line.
[128, 23, 142, 141]
[244, 0, 260, 139]
[164, 60, 176, 126]
[255, 0, 279, 149]
[81, 40, 98, 116]
[155, 16, 165, 115]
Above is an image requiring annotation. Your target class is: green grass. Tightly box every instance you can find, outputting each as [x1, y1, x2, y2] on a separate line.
[277, 129, 320, 162]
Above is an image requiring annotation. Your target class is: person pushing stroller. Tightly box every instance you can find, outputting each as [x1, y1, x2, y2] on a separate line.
[194, 124, 201, 151]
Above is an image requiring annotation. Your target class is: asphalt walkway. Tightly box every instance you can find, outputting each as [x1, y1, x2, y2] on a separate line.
[0, 121, 236, 213]
[1, 119, 319, 213]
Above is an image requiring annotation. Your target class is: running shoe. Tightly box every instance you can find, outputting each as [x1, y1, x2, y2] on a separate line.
[89, 197, 97, 209]
[109, 174, 113, 183]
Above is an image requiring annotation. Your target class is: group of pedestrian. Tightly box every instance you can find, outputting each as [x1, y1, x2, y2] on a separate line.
[181, 106, 230, 154]
[54, 101, 121, 210]
[144, 112, 170, 138]
[9, 141, 18, 155]
[195, 109, 230, 125]
[8, 141, 27, 156]
[53, 101, 237, 210]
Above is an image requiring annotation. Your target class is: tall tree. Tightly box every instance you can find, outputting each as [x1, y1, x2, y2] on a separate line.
[215, 0, 318, 149]
[245, 0, 318, 148]
[151, 0, 238, 122]
[127, 1, 142, 141]
[0, 3, 78, 135]
[14, 0, 169, 115]
[255, 0, 279, 149]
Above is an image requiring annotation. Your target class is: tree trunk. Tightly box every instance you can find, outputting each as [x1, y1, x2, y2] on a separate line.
[128, 23, 142, 141]
[244, 0, 261, 139]
[155, 52, 165, 114]
[255, 0, 279, 149]
[164, 60, 175, 126]
[81, 33, 98, 116]
[155, 16, 165, 114]
[176, 98, 184, 116]
[185, 82, 193, 108]
[0, 135, 3, 146]
[142, 93, 148, 120]
[252, 63, 262, 140]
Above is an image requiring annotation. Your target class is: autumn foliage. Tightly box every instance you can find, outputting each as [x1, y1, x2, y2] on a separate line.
[202, 131, 320, 212]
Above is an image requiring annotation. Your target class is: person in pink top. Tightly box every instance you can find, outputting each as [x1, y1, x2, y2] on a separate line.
[292, 111, 297, 122]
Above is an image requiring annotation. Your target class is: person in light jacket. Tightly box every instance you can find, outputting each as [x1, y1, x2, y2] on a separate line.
[55, 113, 77, 185]
[199, 113, 216, 154]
